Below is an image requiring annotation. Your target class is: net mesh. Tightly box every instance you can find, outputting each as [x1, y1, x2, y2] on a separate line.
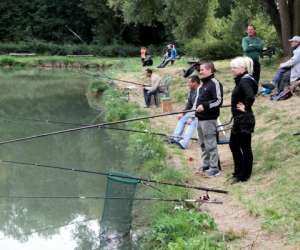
[100, 172, 139, 249]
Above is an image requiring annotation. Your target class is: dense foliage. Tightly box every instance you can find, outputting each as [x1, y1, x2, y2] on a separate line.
[0, 0, 284, 57]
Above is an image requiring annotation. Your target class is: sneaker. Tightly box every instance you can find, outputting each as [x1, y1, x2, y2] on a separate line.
[202, 166, 209, 172]
[206, 169, 220, 177]
[174, 140, 185, 150]
[167, 137, 176, 144]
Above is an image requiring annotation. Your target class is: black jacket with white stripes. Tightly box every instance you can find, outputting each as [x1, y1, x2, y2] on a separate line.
[195, 74, 223, 121]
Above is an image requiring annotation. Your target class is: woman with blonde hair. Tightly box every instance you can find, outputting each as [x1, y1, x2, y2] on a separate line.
[229, 56, 258, 183]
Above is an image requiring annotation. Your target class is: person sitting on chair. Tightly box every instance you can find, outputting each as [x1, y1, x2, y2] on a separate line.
[169, 75, 201, 149]
[157, 44, 176, 68]
[263, 36, 300, 94]
[143, 68, 161, 108]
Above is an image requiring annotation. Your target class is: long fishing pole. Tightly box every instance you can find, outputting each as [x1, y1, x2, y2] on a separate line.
[0, 159, 228, 194]
[65, 25, 85, 44]
[85, 70, 150, 87]
[0, 110, 194, 145]
[0, 195, 223, 204]
[0, 116, 199, 141]
[0, 106, 231, 146]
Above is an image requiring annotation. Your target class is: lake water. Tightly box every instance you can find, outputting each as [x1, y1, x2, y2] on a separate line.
[0, 68, 134, 249]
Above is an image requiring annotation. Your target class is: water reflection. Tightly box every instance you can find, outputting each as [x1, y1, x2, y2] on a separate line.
[0, 69, 134, 249]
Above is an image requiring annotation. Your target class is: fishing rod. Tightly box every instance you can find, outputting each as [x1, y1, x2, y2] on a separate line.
[0, 195, 223, 204]
[65, 25, 85, 44]
[0, 109, 194, 145]
[0, 116, 199, 141]
[84, 70, 150, 87]
[0, 159, 228, 194]
[0, 106, 230, 146]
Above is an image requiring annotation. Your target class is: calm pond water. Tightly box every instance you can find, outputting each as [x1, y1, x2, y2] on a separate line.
[0, 69, 135, 249]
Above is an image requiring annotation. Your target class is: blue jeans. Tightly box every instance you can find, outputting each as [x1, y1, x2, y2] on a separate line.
[143, 88, 159, 107]
[172, 113, 198, 149]
[272, 67, 291, 93]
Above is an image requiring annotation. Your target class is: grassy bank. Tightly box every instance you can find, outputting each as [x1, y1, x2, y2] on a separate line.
[166, 58, 300, 246]
[87, 80, 226, 249]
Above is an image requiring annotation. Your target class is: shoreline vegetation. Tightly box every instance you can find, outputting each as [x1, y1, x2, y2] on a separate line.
[87, 78, 227, 249]
[2, 56, 299, 248]
[0, 55, 124, 69]
[86, 57, 300, 248]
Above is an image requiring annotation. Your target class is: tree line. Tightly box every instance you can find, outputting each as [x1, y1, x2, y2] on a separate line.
[0, 0, 298, 56]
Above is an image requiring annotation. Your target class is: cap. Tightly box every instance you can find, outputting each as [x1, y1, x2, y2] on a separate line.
[289, 36, 300, 42]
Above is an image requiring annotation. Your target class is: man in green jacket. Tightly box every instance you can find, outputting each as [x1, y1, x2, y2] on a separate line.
[242, 24, 263, 83]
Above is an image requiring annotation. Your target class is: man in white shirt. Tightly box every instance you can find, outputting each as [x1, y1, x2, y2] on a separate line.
[144, 68, 161, 108]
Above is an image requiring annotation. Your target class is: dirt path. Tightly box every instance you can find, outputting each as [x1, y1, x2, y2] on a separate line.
[115, 69, 297, 250]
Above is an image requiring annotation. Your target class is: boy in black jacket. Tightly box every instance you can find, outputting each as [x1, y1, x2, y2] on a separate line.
[196, 62, 223, 177]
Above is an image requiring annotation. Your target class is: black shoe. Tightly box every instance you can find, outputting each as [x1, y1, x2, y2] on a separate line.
[230, 178, 240, 185]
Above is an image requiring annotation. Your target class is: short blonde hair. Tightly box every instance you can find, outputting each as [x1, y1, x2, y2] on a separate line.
[230, 56, 253, 75]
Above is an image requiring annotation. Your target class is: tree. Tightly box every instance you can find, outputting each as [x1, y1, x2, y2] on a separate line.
[260, 0, 300, 54]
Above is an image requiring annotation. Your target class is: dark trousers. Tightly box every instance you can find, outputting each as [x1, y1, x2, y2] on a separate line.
[253, 60, 261, 83]
[229, 133, 253, 181]
[143, 88, 159, 107]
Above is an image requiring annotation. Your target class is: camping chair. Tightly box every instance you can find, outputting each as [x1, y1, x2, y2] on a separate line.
[159, 75, 172, 98]
[216, 117, 233, 145]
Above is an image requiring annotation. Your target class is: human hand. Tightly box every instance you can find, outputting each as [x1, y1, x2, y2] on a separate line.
[177, 113, 183, 120]
[236, 102, 245, 112]
[196, 105, 204, 112]
[187, 118, 193, 125]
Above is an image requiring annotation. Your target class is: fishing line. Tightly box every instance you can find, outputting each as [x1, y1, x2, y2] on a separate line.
[83, 70, 150, 87]
[0, 195, 222, 203]
[0, 159, 228, 194]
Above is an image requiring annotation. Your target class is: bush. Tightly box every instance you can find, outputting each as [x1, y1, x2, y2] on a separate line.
[142, 209, 224, 250]
[185, 38, 240, 60]
[0, 41, 140, 57]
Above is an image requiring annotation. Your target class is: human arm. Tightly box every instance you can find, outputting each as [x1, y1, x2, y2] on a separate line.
[201, 80, 223, 111]
[238, 78, 256, 112]
[146, 75, 161, 92]
[242, 37, 263, 53]
[280, 48, 300, 68]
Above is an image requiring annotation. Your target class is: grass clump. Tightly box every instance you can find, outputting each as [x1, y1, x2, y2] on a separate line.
[141, 209, 224, 250]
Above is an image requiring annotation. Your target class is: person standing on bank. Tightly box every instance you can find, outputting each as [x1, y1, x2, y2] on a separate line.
[242, 24, 263, 83]
[229, 57, 258, 183]
[196, 62, 223, 177]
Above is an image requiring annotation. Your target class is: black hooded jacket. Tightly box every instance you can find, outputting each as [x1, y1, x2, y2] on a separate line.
[195, 74, 223, 120]
[231, 73, 258, 133]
